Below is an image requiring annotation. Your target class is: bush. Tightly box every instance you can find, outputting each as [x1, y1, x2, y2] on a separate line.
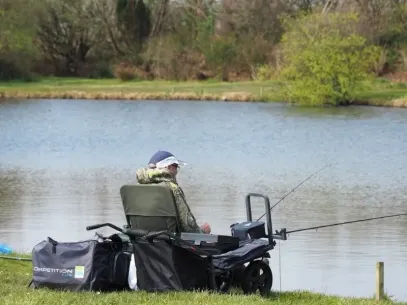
[78, 62, 115, 79]
[0, 59, 37, 81]
[114, 63, 137, 81]
[279, 12, 382, 106]
[254, 64, 278, 81]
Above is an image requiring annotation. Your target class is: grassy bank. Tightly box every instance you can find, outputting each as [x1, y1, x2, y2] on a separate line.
[0, 77, 283, 102]
[1, 254, 405, 305]
[1, 77, 407, 107]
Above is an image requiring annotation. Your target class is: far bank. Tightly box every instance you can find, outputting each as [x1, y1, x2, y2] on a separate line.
[1, 77, 407, 107]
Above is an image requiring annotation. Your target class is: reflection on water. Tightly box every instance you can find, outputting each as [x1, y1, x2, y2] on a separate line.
[1, 99, 407, 301]
[289, 103, 380, 117]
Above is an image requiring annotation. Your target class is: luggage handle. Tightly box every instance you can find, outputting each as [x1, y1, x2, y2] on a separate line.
[47, 237, 58, 254]
[47, 237, 58, 245]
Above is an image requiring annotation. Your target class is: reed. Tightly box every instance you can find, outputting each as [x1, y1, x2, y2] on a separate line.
[0, 90, 259, 102]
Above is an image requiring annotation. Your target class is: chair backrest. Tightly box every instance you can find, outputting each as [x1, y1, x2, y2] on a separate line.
[120, 184, 180, 233]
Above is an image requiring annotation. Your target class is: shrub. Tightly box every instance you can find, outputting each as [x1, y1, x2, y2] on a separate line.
[114, 63, 136, 81]
[279, 12, 382, 106]
[254, 64, 278, 81]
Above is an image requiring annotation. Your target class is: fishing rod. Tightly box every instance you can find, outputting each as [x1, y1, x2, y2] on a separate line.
[256, 162, 335, 222]
[0, 255, 32, 261]
[284, 212, 407, 235]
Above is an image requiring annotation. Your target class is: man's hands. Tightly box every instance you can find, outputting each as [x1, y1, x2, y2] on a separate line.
[200, 222, 211, 234]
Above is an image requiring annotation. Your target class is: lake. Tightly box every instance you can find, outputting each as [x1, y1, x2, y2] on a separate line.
[1, 98, 407, 300]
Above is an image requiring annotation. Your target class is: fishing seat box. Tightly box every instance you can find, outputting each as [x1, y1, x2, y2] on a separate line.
[180, 233, 240, 254]
[230, 221, 266, 241]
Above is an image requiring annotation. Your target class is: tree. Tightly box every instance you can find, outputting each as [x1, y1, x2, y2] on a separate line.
[35, 0, 104, 76]
[116, 0, 151, 56]
[0, 0, 40, 80]
[279, 12, 381, 106]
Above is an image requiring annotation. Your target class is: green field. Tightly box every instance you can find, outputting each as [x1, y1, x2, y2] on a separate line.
[1, 254, 405, 305]
[1, 77, 407, 107]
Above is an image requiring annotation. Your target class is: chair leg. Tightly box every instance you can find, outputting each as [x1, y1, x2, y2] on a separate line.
[207, 257, 217, 291]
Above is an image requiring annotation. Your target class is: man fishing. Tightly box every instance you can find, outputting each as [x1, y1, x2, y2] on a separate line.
[136, 150, 211, 234]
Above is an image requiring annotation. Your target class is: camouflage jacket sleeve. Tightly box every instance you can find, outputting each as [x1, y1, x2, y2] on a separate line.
[171, 184, 203, 233]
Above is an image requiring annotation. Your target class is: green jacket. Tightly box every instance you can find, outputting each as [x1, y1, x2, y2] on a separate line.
[136, 167, 203, 233]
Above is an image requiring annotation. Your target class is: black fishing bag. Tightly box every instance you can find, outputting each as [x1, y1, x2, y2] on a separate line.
[30, 234, 132, 292]
[132, 238, 213, 292]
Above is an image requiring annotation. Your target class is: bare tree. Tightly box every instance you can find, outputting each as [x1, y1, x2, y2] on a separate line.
[87, 0, 124, 56]
[36, 0, 104, 75]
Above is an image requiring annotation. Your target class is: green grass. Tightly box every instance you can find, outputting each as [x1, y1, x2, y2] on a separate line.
[0, 76, 407, 106]
[1, 253, 405, 305]
[0, 77, 273, 92]
[0, 77, 284, 101]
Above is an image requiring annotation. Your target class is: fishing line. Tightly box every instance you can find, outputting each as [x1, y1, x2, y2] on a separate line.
[285, 212, 407, 235]
[278, 239, 282, 299]
[0, 255, 32, 261]
[256, 162, 335, 222]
